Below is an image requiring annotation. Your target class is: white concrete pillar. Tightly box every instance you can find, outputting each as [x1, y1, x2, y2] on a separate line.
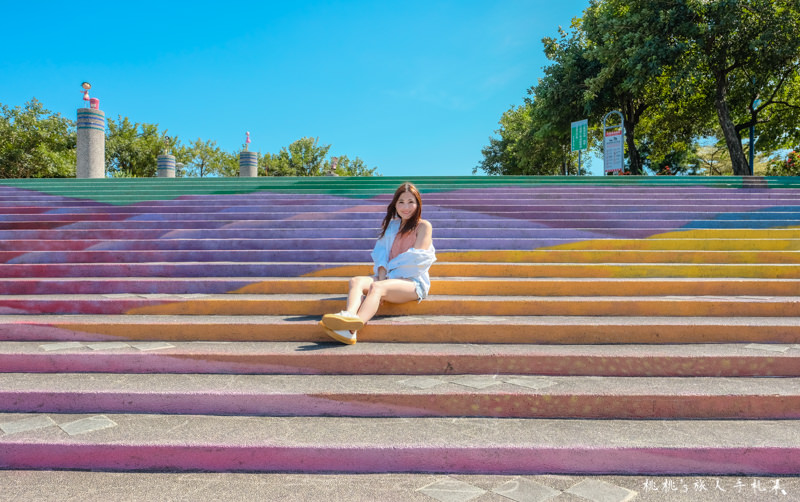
[76, 108, 106, 178]
[239, 151, 258, 177]
[157, 154, 176, 178]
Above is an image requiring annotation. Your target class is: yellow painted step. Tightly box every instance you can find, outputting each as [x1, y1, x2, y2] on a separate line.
[22, 315, 800, 344]
[437, 250, 800, 264]
[234, 278, 800, 297]
[543, 238, 800, 251]
[122, 294, 800, 317]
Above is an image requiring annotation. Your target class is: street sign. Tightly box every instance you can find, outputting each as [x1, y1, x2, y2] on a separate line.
[602, 111, 625, 174]
[603, 129, 624, 174]
[571, 119, 588, 152]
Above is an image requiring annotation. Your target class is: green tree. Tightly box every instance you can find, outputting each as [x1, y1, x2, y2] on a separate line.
[329, 155, 378, 176]
[681, 0, 800, 175]
[262, 137, 377, 176]
[183, 139, 232, 177]
[476, 27, 595, 176]
[0, 99, 76, 178]
[765, 149, 800, 176]
[106, 116, 175, 177]
[263, 137, 330, 176]
[475, 103, 537, 175]
[581, 0, 709, 175]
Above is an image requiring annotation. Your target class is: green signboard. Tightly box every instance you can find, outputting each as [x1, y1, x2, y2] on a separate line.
[571, 119, 588, 152]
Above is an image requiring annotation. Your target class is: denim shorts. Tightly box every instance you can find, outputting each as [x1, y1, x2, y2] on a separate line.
[410, 277, 427, 302]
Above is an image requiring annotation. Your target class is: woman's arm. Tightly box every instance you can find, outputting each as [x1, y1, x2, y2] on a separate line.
[414, 219, 433, 249]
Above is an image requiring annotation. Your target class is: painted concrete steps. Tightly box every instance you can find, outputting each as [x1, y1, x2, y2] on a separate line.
[6, 249, 800, 264]
[5, 218, 799, 232]
[3, 177, 795, 191]
[2, 178, 797, 193]
[4, 277, 799, 296]
[3, 315, 799, 344]
[2, 262, 798, 278]
[4, 201, 800, 213]
[3, 294, 798, 317]
[1, 373, 798, 419]
[5, 207, 800, 219]
[5, 227, 800, 242]
[0, 176, 795, 188]
[4, 210, 800, 222]
[4, 228, 800, 243]
[7, 193, 800, 206]
[4, 194, 799, 206]
[1, 414, 798, 474]
[3, 341, 799, 377]
[4, 237, 800, 252]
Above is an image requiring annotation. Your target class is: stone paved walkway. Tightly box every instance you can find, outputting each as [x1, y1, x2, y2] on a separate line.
[2, 472, 798, 501]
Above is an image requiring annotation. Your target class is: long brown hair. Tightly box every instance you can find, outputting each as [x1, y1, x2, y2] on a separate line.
[379, 182, 422, 238]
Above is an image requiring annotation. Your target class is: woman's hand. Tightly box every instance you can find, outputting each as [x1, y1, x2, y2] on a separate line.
[377, 266, 387, 281]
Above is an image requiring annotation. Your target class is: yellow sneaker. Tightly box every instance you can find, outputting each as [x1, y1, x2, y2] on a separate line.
[319, 321, 357, 345]
[322, 310, 364, 331]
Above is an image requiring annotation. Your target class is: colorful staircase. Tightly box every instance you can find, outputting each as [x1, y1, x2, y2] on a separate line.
[1, 176, 799, 474]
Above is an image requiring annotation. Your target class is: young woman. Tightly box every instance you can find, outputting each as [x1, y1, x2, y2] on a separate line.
[320, 182, 436, 344]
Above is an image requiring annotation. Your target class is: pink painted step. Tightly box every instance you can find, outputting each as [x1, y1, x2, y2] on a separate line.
[1, 374, 798, 419]
[2, 341, 798, 377]
[1, 414, 798, 474]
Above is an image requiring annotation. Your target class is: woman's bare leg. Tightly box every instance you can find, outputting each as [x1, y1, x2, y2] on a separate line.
[346, 276, 374, 314]
[356, 279, 418, 324]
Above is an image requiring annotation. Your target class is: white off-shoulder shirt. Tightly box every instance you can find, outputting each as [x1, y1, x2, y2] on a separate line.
[370, 219, 436, 299]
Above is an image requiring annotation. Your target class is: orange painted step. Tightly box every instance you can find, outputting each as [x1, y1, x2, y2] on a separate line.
[3, 315, 799, 344]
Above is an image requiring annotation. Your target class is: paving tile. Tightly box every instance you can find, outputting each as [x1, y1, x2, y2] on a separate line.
[59, 415, 118, 436]
[503, 377, 558, 390]
[86, 342, 132, 351]
[399, 377, 448, 389]
[565, 479, 637, 502]
[0, 415, 57, 435]
[417, 478, 487, 502]
[130, 342, 176, 351]
[450, 375, 502, 389]
[745, 343, 791, 353]
[492, 478, 561, 502]
[39, 342, 85, 352]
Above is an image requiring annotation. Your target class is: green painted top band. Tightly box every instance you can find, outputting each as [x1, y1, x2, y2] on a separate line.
[1, 176, 798, 205]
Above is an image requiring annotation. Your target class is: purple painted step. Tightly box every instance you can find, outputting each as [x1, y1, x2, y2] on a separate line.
[2, 202, 795, 214]
[3, 237, 598, 253]
[5, 210, 799, 223]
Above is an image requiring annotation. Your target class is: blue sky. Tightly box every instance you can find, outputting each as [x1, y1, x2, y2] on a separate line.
[1, 0, 596, 176]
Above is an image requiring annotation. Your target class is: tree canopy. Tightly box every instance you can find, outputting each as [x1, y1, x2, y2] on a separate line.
[0, 100, 379, 178]
[479, 0, 800, 176]
[0, 99, 76, 178]
[262, 137, 378, 177]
